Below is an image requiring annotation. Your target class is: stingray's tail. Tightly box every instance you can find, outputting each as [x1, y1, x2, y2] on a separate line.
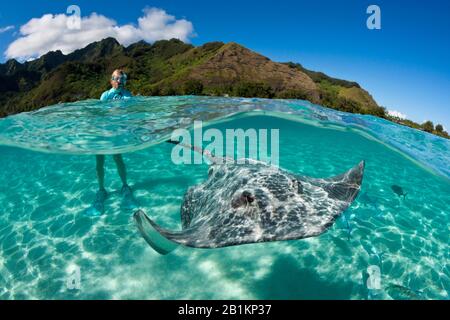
[133, 210, 179, 255]
[167, 139, 209, 158]
[167, 139, 227, 163]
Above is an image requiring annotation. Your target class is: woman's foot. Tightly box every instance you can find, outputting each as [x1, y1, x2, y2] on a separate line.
[85, 189, 108, 216]
[121, 184, 139, 210]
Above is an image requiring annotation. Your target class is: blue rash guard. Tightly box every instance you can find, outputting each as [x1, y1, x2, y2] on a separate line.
[100, 87, 132, 101]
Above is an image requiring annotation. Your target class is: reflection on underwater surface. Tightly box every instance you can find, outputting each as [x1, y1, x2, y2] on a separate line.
[0, 96, 449, 179]
[0, 100, 449, 299]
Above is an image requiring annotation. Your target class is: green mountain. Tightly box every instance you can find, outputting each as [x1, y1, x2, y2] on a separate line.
[0, 37, 379, 115]
[0, 37, 447, 139]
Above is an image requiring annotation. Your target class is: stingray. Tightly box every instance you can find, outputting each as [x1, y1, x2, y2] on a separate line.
[134, 141, 365, 254]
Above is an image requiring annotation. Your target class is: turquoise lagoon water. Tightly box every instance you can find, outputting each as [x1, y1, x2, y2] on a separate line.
[0, 96, 448, 300]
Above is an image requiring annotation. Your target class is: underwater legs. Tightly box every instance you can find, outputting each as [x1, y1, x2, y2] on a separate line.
[86, 154, 137, 216]
[96, 154, 128, 188]
[113, 154, 139, 209]
[113, 154, 128, 187]
[96, 155, 106, 191]
[84, 155, 108, 216]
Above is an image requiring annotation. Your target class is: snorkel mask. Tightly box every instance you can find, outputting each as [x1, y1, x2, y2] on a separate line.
[111, 73, 128, 87]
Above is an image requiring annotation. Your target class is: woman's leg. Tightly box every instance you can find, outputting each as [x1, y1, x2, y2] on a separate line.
[113, 154, 128, 186]
[113, 154, 138, 209]
[85, 155, 108, 216]
[96, 155, 106, 190]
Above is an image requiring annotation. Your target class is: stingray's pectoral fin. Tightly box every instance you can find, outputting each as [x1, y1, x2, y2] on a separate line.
[315, 160, 365, 203]
[294, 160, 365, 239]
[133, 210, 180, 255]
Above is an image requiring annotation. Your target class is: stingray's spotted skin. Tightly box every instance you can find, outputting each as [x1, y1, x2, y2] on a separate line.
[136, 157, 365, 249]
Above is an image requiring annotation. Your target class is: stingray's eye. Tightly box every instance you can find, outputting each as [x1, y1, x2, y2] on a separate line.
[231, 191, 255, 208]
[208, 167, 213, 176]
[291, 178, 303, 194]
[242, 191, 255, 203]
[296, 180, 303, 194]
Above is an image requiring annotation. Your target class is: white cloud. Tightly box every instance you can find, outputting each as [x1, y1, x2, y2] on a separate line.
[387, 110, 407, 119]
[5, 8, 195, 61]
[0, 25, 14, 33]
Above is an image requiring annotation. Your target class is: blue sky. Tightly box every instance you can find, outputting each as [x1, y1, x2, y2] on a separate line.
[0, 0, 449, 128]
